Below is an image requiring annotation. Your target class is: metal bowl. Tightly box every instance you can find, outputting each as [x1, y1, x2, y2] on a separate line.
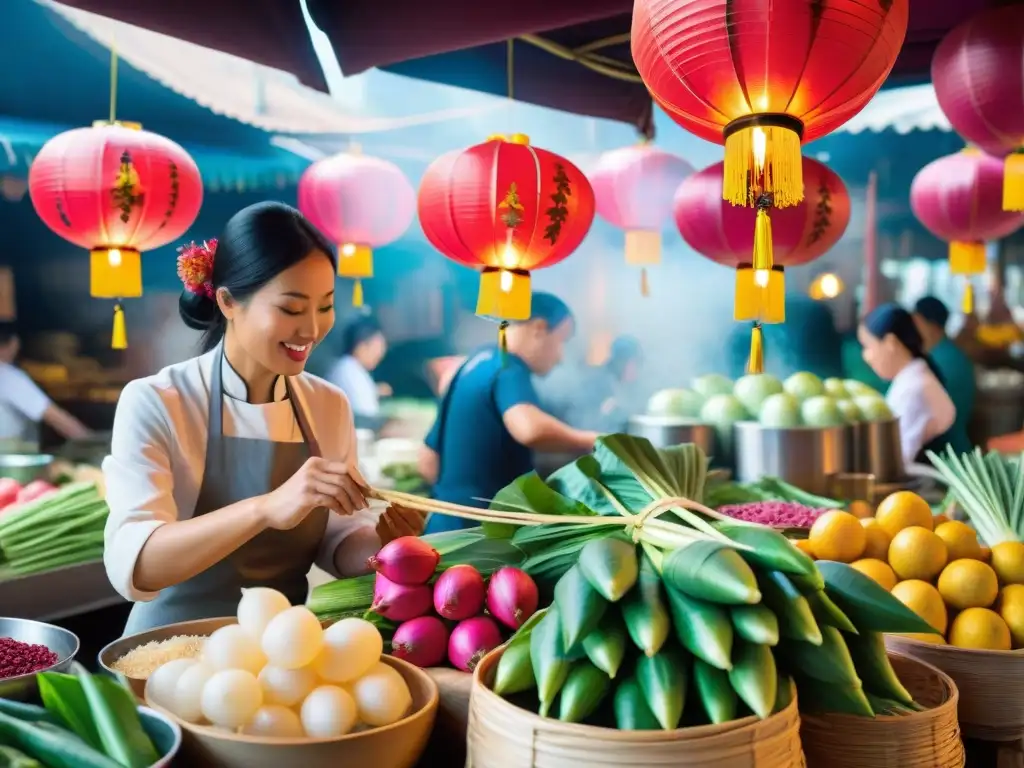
[0, 616, 80, 700]
[0, 454, 54, 485]
[733, 421, 851, 496]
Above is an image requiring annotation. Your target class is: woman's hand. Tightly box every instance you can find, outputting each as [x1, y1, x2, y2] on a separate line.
[260, 457, 367, 531]
[377, 382, 393, 398]
[375, 504, 426, 545]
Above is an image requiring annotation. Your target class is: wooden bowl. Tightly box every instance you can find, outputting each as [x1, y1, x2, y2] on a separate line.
[100, 616, 439, 768]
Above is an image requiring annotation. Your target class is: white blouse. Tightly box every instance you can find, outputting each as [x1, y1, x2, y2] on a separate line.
[102, 348, 374, 603]
[325, 355, 379, 418]
[885, 358, 957, 465]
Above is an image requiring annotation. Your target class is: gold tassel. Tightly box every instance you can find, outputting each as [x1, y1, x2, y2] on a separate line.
[352, 279, 364, 308]
[723, 122, 804, 208]
[747, 323, 764, 374]
[753, 205, 774, 272]
[962, 281, 974, 315]
[1004, 151, 1024, 211]
[498, 321, 509, 365]
[111, 303, 127, 350]
[640, 267, 650, 297]
[948, 241, 987, 275]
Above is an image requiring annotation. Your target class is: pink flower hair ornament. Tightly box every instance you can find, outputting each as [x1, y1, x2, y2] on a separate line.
[177, 239, 217, 298]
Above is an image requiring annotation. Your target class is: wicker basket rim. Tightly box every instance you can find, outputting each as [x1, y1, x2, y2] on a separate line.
[471, 646, 799, 742]
[889, 633, 1024, 661]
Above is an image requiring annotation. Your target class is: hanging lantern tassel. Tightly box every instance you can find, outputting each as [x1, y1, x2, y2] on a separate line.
[640, 268, 650, 298]
[747, 322, 765, 375]
[111, 303, 127, 350]
[962, 280, 975, 315]
[1004, 150, 1024, 212]
[498, 320, 509, 364]
[723, 116, 805, 209]
[752, 198, 774, 273]
[339, 243, 373, 307]
[948, 240, 987, 276]
[624, 230, 660, 298]
[352, 279, 364, 308]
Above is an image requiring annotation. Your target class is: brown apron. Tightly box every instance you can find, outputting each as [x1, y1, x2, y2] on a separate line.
[123, 346, 327, 635]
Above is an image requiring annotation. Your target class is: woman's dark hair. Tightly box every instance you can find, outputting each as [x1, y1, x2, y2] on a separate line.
[606, 335, 643, 378]
[339, 311, 383, 357]
[179, 201, 336, 352]
[863, 303, 944, 385]
[0, 322, 17, 347]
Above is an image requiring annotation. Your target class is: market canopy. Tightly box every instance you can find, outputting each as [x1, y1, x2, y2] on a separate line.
[51, 0, 1000, 137]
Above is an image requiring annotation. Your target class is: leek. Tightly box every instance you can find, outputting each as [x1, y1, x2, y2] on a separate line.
[927, 446, 1020, 545]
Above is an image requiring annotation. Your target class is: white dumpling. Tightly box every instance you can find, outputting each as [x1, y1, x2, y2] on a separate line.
[300, 686, 358, 738]
[144, 659, 197, 712]
[200, 669, 263, 730]
[242, 705, 304, 738]
[258, 664, 317, 708]
[351, 663, 413, 727]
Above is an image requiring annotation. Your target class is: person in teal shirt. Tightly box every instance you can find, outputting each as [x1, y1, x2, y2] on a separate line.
[913, 296, 975, 453]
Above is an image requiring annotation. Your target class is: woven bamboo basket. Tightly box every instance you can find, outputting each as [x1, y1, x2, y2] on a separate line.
[886, 634, 1024, 742]
[466, 646, 805, 768]
[799, 651, 964, 768]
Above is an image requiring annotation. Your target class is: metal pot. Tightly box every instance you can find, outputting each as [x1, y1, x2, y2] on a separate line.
[627, 416, 721, 462]
[734, 422, 850, 496]
[848, 418, 905, 484]
[0, 453, 54, 485]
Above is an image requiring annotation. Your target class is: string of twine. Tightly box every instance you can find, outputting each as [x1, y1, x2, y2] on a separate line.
[368, 487, 734, 546]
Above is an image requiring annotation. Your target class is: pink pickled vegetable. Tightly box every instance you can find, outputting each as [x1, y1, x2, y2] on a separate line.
[368, 536, 440, 585]
[371, 573, 433, 621]
[0, 479, 20, 511]
[433, 565, 486, 621]
[16, 480, 56, 505]
[717, 501, 826, 529]
[448, 616, 503, 673]
[391, 616, 449, 668]
[486, 567, 539, 630]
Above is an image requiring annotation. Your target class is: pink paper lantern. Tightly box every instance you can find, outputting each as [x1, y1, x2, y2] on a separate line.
[298, 153, 415, 305]
[590, 145, 693, 293]
[932, 6, 1024, 210]
[911, 149, 1024, 311]
[28, 122, 203, 348]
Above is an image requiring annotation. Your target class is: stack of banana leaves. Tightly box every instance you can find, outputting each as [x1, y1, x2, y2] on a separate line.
[310, 434, 940, 729]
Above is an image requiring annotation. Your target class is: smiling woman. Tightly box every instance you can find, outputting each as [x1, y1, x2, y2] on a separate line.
[103, 202, 425, 637]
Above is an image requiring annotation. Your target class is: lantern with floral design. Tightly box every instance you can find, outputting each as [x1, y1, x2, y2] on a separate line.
[298, 152, 416, 307]
[589, 145, 694, 296]
[910, 149, 1024, 314]
[417, 134, 595, 347]
[632, 0, 906, 366]
[931, 6, 1024, 211]
[28, 122, 203, 348]
[674, 157, 851, 372]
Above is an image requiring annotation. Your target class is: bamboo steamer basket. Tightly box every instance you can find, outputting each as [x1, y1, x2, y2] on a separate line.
[466, 646, 806, 767]
[99, 616, 438, 768]
[886, 634, 1024, 742]
[799, 651, 964, 768]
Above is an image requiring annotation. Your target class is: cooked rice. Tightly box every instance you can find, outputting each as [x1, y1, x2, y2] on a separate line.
[110, 635, 206, 679]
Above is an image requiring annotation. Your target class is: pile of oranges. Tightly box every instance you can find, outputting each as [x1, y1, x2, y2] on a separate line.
[796, 490, 1024, 651]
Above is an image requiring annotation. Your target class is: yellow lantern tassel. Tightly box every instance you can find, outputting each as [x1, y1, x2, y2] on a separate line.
[352, 279, 364, 308]
[753, 202, 774, 272]
[111, 303, 127, 350]
[948, 241, 987, 275]
[640, 268, 650, 297]
[962, 281, 975, 315]
[498, 321, 509, 365]
[723, 117, 805, 209]
[1004, 151, 1024, 211]
[747, 323, 764, 374]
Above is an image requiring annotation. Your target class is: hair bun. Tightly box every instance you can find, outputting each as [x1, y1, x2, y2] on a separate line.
[178, 290, 218, 331]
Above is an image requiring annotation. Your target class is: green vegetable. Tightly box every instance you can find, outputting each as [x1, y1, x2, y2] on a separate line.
[777, 626, 861, 687]
[557, 660, 610, 723]
[717, 523, 820, 584]
[0, 746, 44, 768]
[0, 711, 121, 768]
[0, 700, 57, 725]
[926, 446, 1022, 545]
[816, 561, 942, 635]
[665, 584, 733, 670]
[758, 571, 822, 645]
[728, 641, 777, 719]
[805, 589, 858, 634]
[842, 631, 914, 706]
[636, 648, 688, 730]
[578, 537, 639, 602]
[580, 613, 628, 678]
[74, 665, 160, 768]
[773, 673, 795, 714]
[797, 680, 874, 717]
[661, 540, 760, 605]
[693, 658, 738, 724]
[620, 551, 671, 657]
[553, 565, 608, 649]
[613, 676, 660, 730]
[493, 642, 535, 696]
[530, 608, 572, 717]
[37, 672, 103, 750]
[730, 604, 780, 646]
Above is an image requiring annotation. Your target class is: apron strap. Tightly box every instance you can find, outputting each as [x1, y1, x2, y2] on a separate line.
[209, 345, 321, 457]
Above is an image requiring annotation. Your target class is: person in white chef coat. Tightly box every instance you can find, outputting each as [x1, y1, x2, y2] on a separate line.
[0, 323, 91, 447]
[103, 202, 424, 636]
[858, 303, 957, 466]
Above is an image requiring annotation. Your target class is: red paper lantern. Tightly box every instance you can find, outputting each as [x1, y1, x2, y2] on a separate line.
[298, 153, 416, 306]
[910, 149, 1024, 312]
[675, 157, 850, 370]
[931, 6, 1024, 211]
[418, 135, 595, 332]
[589, 145, 694, 295]
[29, 122, 203, 348]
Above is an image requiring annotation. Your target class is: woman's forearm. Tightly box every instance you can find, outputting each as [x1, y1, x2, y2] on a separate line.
[132, 496, 268, 593]
[333, 525, 381, 578]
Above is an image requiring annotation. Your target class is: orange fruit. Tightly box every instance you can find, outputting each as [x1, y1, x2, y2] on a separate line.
[793, 539, 815, 558]
[860, 518, 892, 560]
[888, 527, 948, 582]
[875, 491, 933, 537]
[948, 608, 1012, 650]
[891, 580, 948, 633]
[934, 520, 983, 561]
[850, 558, 898, 591]
[809, 511, 866, 563]
[848, 500, 874, 519]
